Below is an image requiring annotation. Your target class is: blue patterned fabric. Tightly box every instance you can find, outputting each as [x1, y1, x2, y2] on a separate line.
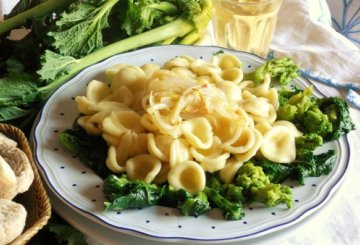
[327, 0, 360, 48]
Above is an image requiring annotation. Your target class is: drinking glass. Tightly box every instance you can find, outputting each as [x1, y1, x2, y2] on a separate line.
[212, 0, 283, 57]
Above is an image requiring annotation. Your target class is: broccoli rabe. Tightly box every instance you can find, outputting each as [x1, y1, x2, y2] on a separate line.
[159, 185, 210, 217]
[204, 186, 245, 221]
[317, 97, 355, 141]
[295, 133, 323, 151]
[301, 106, 333, 137]
[235, 162, 293, 208]
[277, 86, 355, 142]
[252, 183, 292, 208]
[235, 162, 270, 190]
[243, 57, 299, 85]
[221, 184, 245, 204]
[103, 174, 165, 211]
[206, 173, 244, 204]
[255, 149, 337, 185]
[59, 123, 111, 179]
[178, 192, 211, 217]
[277, 86, 315, 121]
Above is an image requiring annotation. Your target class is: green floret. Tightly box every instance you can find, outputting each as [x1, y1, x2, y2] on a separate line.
[221, 184, 245, 204]
[278, 86, 315, 119]
[276, 104, 298, 121]
[295, 133, 324, 150]
[204, 186, 245, 221]
[252, 183, 292, 208]
[301, 106, 333, 138]
[276, 86, 355, 142]
[235, 162, 293, 208]
[235, 162, 270, 190]
[159, 185, 210, 217]
[206, 173, 245, 204]
[178, 191, 211, 217]
[243, 57, 299, 85]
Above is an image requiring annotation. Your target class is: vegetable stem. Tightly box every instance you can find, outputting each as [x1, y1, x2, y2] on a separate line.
[0, 0, 72, 35]
[39, 17, 194, 97]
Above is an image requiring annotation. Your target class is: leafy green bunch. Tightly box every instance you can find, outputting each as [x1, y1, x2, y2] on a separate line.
[0, 0, 213, 128]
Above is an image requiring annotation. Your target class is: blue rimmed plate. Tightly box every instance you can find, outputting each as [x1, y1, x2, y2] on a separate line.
[30, 45, 350, 243]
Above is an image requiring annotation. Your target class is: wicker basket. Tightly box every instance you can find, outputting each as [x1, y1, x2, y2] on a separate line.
[0, 123, 51, 245]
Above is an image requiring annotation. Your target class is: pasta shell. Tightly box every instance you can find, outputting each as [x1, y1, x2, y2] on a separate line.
[102, 111, 145, 137]
[167, 160, 206, 194]
[181, 117, 213, 149]
[219, 158, 244, 184]
[260, 126, 296, 163]
[111, 65, 147, 93]
[147, 133, 174, 162]
[210, 53, 242, 70]
[234, 128, 263, 162]
[169, 138, 192, 168]
[126, 154, 162, 183]
[86, 80, 111, 103]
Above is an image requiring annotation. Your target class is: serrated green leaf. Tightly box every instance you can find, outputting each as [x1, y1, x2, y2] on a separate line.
[0, 74, 40, 106]
[49, 224, 87, 245]
[0, 106, 35, 122]
[37, 50, 78, 82]
[49, 0, 119, 58]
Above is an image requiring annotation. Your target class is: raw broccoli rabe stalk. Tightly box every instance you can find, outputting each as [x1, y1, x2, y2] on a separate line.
[243, 57, 299, 85]
[204, 186, 245, 221]
[0, 0, 213, 126]
[159, 185, 210, 217]
[37, 1, 212, 93]
[0, 0, 72, 35]
[103, 174, 165, 211]
[235, 162, 293, 208]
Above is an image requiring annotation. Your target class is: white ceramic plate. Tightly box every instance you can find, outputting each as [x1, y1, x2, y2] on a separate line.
[30, 45, 350, 243]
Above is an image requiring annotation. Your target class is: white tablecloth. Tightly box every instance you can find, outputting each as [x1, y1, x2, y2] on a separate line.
[1, 1, 360, 244]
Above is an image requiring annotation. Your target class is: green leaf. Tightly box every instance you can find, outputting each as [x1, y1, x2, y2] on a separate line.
[49, 0, 119, 58]
[59, 125, 111, 178]
[0, 106, 35, 122]
[49, 224, 87, 245]
[4, 0, 46, 19]
[122, 0, 178, 36]
[37, 50, 78, 82]
[0, 74, 40, 106]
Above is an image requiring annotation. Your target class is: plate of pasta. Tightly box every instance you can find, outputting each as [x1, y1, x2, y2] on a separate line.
[31, 45, 351, 243]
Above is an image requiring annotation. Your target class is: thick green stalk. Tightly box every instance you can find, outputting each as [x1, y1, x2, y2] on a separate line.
[152, 2, 178, 14]
[38, 18, 194, 97]
[0, 0, 71, 35]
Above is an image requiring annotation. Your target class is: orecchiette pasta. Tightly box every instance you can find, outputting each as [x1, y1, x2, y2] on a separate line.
[167, 160, 206, 194]
[126, 154, 162, 183]
[260, 126, 296, 163]
[219, 158, 244, 184]
[74, 53, 302, 194]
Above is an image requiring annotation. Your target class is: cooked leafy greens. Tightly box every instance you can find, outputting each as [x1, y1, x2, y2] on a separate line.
[59, 123, 111, 179]
[243, 57, 299, 86]
[277, 86, 355, 142]
[0, 0, 213, 128]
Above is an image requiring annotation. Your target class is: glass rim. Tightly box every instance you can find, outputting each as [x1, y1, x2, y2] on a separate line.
[221, 0, 282, 6]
